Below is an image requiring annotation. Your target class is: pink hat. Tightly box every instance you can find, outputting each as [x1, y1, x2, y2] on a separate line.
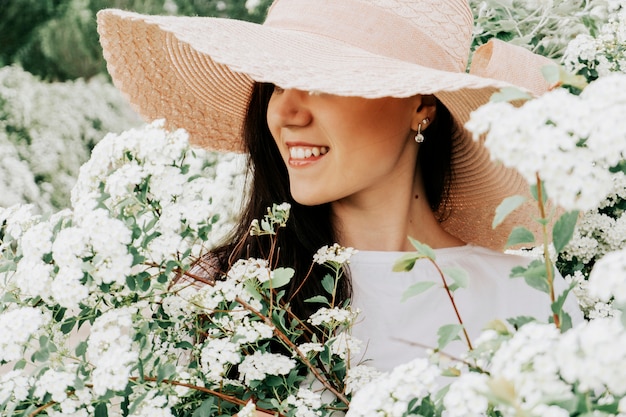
[97, 0, 556, 249]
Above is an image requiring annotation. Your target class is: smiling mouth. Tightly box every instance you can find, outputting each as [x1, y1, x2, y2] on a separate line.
[289, 146, 329, 160]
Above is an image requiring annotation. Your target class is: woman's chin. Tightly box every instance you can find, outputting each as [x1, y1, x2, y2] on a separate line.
[290, 190, 333, 207]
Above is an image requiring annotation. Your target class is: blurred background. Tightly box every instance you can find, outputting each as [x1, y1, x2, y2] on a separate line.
[0, 0, 272, 212]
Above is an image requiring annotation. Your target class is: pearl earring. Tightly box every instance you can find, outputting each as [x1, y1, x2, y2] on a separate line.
[414, 118, 430, 143]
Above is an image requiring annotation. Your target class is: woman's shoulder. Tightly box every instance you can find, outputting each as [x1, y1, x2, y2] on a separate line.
[349, 244, 531, 269]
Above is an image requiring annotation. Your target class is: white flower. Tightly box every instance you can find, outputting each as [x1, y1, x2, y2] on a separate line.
[328, 332, 362, 360]
[238, 351, 296, 385]
[87, 308, 138, 395]
[556, 317, 626, 396]
[296, 342, 325, 357]
[286, 388, 323, 417]
[234, 318, 275, 344]
[238, 400, 257, 417]
[127, 389, 176, 417]
[14, 257, 55, 301]
[227, 258, 272, 283]
[51, 265, 89, 310]
[345, 365, 382, 394]
[0, 204, 39, 240]
[445, 372, 490, 417]
[0, 370, 31, 403]
[245, 0, 261, 12]
[485, 323, 575, 415]
[0, 307, 47, 362]
[309, 307, 359, 327]
[587, 248, 626, 304]
[313, 244, 358, 265]
[34, 368, 76, 402]
[467, 75, 626, 211]
[200, 338, 242, 383]
[347, 358, 440, 417]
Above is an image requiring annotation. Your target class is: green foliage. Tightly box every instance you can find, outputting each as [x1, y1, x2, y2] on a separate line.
[470, 0, 604, 59]
[1, 0, 273, 81]
[171, 0, 273, 22]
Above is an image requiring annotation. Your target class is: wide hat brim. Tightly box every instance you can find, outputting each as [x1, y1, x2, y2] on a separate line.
[97, 6, 555, 250]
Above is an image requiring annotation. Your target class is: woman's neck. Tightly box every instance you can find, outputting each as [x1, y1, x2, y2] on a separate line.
[331, 177, 464, 252]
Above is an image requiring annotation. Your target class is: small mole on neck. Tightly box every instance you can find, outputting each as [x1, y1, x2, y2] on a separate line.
[414, 194, 419, 199]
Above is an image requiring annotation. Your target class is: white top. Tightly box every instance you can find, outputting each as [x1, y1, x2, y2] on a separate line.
[349, 245, 571, 371]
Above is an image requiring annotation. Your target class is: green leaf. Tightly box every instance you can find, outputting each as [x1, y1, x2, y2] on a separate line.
[31, 347, 50, 362]
[401, 281, 437, 302]
[157, 362, 176, 383]
[125, 274, 136, 291]
[541, 64, 560, 84]
[408, 237, 436, 261]
[60, 318, 77, 334]
[506, 316, 537, 330]
[510, 260, 550, 294]
[192, 398, 216, 417]
[505, 227, 535, 247]
[552, 210, 579, 253]
[321, 274, 335, 295]
[392, 253, 419, 272]
[484, 319, 510, 335]
[75, 341, 88, 357]
[243, 280, 262, 302]
[94, 403, 108, 417]
[442, 266, 469, 292]
[558, 67, 589, 91]
[266, 267, 294, 289]
[490, 87, 532, 103]
[304, 295, 329, 305]
[530, 182, 548, 205]
[437, 324, 463, 350]
[493, 195, 526, 228]
[128, 391, 150, 416]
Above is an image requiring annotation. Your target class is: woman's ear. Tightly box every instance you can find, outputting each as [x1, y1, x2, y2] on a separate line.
[411, 95, 437, 132]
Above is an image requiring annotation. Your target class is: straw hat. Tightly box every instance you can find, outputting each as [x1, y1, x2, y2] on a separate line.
[97, 0, 556, 250]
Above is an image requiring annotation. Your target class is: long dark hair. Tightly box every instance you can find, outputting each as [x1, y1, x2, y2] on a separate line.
[209, 82, 453, 319]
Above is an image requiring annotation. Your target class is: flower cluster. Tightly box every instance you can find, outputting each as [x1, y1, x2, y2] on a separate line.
[0, 123, 362, 415]
[443, 318, 626, 417]
[467, 74, 626, 211]
[313, 244, 359, 266]
[0, 65, 141, 211]
[562, 0, 626, 80]
[346, 358, 441, 417]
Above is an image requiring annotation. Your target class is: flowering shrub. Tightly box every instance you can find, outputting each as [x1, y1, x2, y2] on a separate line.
[470, 0, 608, 58]
[562, 0, 626, 80]
[0, 121, 368, 416]
[3, 2, 626, 417]
[0, 65, 141, 212]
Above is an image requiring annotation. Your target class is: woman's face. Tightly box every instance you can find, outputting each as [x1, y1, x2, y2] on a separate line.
[266, 87, 426, 206]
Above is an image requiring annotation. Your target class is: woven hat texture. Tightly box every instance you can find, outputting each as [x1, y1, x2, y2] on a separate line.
[97, 0, 556, 250]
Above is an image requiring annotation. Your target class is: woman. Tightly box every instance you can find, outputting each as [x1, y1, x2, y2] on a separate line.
[97, 0, 566, 371]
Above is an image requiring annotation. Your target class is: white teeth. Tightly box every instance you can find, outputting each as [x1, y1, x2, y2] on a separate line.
[289, 146, 329, 159]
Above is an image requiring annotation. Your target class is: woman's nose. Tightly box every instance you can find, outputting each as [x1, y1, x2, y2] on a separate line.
[267, 88, 313, 128]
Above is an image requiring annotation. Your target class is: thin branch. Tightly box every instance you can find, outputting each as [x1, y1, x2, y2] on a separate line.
[428, 258, 473, 351]
[535, 174, 560, 328]
[235, 296, 350, 405]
